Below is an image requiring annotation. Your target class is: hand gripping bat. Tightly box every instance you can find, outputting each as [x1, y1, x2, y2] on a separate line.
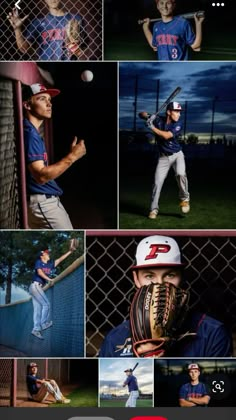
[138, 10, 205, 25]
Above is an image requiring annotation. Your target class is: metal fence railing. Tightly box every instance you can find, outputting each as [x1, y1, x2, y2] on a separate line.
[86, 232, 236, 356]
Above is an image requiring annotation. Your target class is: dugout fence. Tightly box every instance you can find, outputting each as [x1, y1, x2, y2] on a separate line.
[0, 0, 102, 61]
[86, 231, 236, 356]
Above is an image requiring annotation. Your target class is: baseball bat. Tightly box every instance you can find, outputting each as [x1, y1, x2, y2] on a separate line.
[138, 10, 205, 25]
[154, 86, 181, 117]
[132, 362, 139, 372]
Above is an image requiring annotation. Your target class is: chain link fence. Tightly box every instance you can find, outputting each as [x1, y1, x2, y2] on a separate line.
[0, 359, 12, 406]
[0, 0, 102, 61]
[86, 232, 236, 356]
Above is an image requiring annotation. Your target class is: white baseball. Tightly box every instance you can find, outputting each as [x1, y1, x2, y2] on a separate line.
[81, 70, 93, 82]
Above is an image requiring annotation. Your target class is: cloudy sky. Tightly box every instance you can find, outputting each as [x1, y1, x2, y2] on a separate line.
[99, 359, 153, 396]
[119, 62, 236, 141]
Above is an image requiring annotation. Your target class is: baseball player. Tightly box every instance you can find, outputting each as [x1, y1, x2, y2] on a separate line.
[142, 0, 204, 60]
[29, 245, 76, 339]
[143, 101, 190, 218]
[99, 235, 232, 358]
[23, 83, 86, 229]
[26, 362, 70, 403]
[123, 368, 139, 407]
[7, 0, 83, 60]
[179, 363, 210, 407]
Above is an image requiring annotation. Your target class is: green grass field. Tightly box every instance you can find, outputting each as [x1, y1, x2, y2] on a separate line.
[119, 160, 236, 229]
[100, 398, 153, 407]
[50, 386, 98, 408]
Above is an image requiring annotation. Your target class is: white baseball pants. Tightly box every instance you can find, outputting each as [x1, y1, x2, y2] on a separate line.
[125, 390, 139, 407]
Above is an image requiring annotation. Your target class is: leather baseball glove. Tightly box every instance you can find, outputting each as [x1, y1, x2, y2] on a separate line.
[130, 283, 189, 357]
[65, 19, 82, 56]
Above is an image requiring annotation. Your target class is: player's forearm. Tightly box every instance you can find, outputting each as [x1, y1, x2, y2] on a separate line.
[37, 269, 53, 282]
[189, 396, 209, 405]
[191, 23, 203, 50]
[33, 153, 78, 184]
[179, 399, 196, 407]
[14, 28, 32, 53]
[55, 251, 73, 267]
[142, 25, 153, 48]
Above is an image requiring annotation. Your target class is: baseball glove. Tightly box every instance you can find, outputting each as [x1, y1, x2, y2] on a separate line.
[69, 238, 80, 252]
[130, 283, 189, 357]
[65, 19, 82, 56]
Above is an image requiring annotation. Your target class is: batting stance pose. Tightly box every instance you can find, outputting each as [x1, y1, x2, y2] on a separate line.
[30, 243, 76, 339]
[144, 101, 190, 219]
[23, 83, 86, 229]
[179, 363, 210, 407]
[7, 0, 83, 60]
[27, 362, 70, 403]
[123, 368, 139, 407]
[142, 0, 204, 61]
[99, 235, 232, 358]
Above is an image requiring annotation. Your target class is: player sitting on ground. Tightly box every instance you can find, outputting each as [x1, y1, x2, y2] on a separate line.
[142, 0, 204, 61]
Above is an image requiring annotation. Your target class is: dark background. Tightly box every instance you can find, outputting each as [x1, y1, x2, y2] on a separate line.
[38, 62, 117, 229]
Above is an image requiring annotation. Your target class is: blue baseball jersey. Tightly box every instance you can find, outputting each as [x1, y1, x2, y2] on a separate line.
[33, 259, 55, 286]
[99, 312, 232, 358]
[26, 374, 41, 395]
[24, 118, 63, 196]
[124, 375, 139, 392]
[179, 382, 209, 406]
[152, 17, 195, 61]
[25, 13, 82, 60]
[154, 116, 182, 154]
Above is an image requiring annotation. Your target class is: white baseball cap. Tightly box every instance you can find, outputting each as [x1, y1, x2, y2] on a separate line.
[22, 83, 60, 101]
[188, 363, 200, 371]
[167, 101, 182, 111]
[132, 235, 185, 269]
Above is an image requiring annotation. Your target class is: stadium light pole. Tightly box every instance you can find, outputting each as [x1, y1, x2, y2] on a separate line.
[133, 75, 138, 133]
[211, 96, 218, 141]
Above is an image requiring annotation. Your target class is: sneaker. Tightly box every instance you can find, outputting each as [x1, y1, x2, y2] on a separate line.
[148, 209, 158, 219]
[59, 398, 71, 404]
[180, 201, 190, 214]
[42, 321, 53, 330]
[31, 330, 44, 340]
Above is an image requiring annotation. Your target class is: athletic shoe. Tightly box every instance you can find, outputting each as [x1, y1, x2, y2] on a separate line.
[31, 330, 44, 340]
[59, 398, 71, 404]
[42, 321, 53, 330]
[148, 209, 158, 219]
[180, 201, 190, 214]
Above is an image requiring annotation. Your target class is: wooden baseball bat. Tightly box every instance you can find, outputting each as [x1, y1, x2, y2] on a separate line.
[138, 10, 205, 25]
[154, 86, 181, 117]
[132, 362, 139, 372]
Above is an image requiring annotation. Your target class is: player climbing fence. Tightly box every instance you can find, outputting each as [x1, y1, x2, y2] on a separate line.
[0, 0, 102, 61]
[86, 231, 236, 356]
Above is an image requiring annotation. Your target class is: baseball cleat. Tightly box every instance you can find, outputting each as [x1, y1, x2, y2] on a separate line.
[42, 321, 53, 330]
[180, 201, 190, 214]
[148, 209, 158, 219]
[60, 398, 71, 404]
[31, 330, 44, 340]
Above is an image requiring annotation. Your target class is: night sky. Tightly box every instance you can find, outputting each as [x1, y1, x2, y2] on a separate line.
[119, 62, 236, 141]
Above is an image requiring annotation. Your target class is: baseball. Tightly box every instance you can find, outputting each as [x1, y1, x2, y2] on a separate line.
[81, 70, 93, 82]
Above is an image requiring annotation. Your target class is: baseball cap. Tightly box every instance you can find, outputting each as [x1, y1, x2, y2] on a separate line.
[124, 369, 132, 372]
[40, 249, 50, 256]
[132, 235, 185, 269]
[167, 101, 182, 111]
[29, 362, 38, 367]
[188, 363, 200, 371]
[22, 83, 60, 101]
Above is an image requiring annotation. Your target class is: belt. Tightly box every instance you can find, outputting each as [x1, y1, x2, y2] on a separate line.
[27, 194, 56, 200]
[160, 152, 175, 156]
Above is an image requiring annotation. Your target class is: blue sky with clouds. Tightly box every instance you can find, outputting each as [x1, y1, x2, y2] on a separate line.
[119, 62, 236, 140]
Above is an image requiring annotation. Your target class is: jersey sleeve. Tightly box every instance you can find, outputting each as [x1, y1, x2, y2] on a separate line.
[206, 324, 232, 356]
[184, 20, 196, 46]
[167, 122, 182, 136]
[179, 384, 187, 400]
[152, 23, 158, 48]
[24, 19, 40, 42]
[24, 130, 45, 164]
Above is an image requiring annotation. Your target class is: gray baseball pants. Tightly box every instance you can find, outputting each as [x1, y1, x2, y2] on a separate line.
[150, 150, 190, 211]
[27, 195, 73, 229]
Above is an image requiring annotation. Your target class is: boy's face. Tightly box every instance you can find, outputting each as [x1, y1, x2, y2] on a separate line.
[167, 109, 181, 122]
[25, 93, 52, 120]
[44, 0, 62, 9]
[133, 267, 182, 288]
[189, 369, 200, 382]
[156, 0, 175, 17]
